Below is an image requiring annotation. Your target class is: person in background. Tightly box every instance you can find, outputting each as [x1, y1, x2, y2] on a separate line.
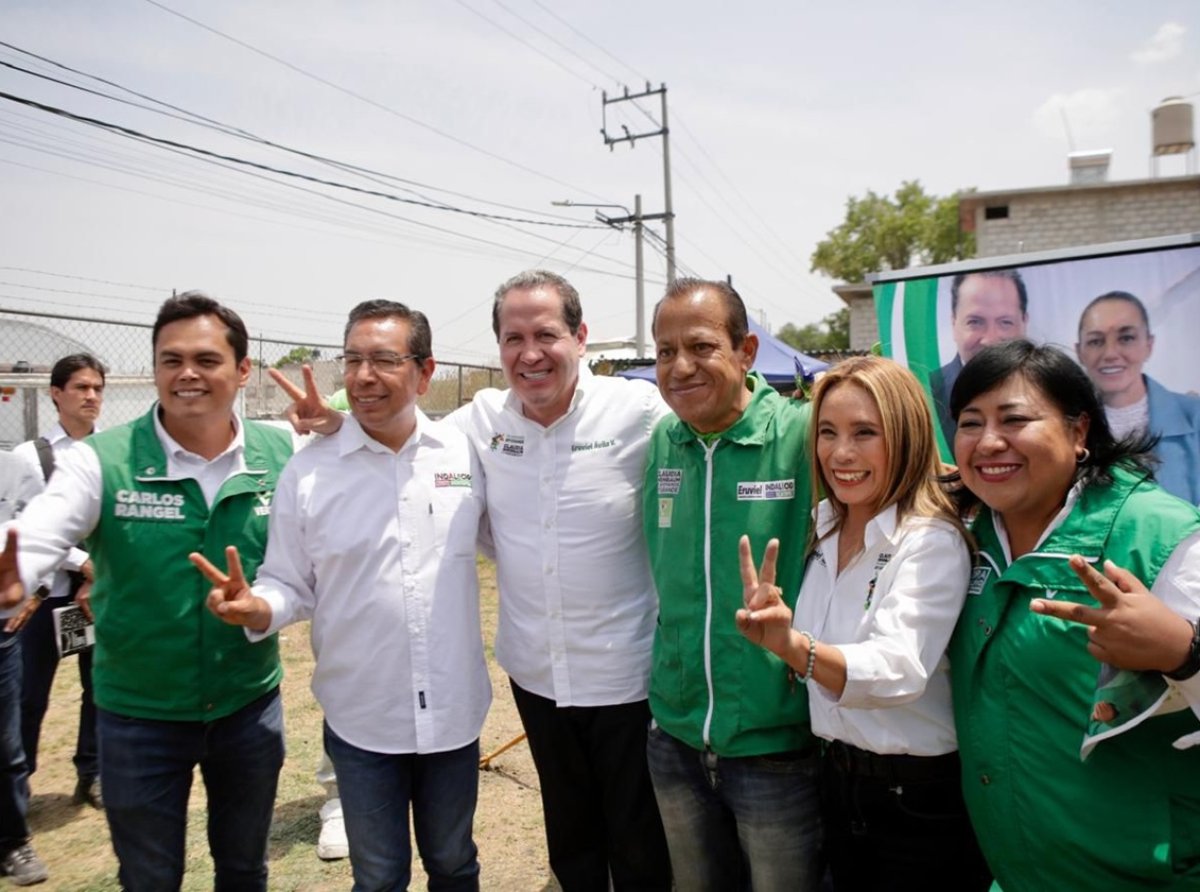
[9, 354, 106, 811]
[1075, 290, 1200, 504]
[0, 457, 50, 886]
[737, 356, 990, 890]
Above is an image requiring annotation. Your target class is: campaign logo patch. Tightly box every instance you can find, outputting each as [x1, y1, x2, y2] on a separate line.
[434, 472, 472, 488]
[658, 498, 673, 528]
[488, 433, 524, 457]
[657, 469, 682, 495]
[967, 566, 992, 596]
[253, 492, 273, 516]
[735, 479, 795, 501]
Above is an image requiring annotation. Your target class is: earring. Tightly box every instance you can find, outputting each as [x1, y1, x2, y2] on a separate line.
[1076, 447, 1091, 465]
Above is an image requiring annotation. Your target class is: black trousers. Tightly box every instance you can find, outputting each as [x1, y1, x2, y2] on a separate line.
[509, 679, 671, 892]
[821, 741, 991, 892]
[20, 597, 98, 781]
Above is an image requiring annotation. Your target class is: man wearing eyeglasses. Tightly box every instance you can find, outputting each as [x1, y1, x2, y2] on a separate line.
[196, 299, 490, 891]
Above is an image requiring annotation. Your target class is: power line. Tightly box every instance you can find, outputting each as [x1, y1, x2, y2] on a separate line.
[0, 42, 592, 225]
[525, 0, 650, 85]
[488, 0, 622, 86]
[452, 0, 597, 87]
[138, 0, 613, 202]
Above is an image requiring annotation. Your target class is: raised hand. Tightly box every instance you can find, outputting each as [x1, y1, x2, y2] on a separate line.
[189, 546, 272, 632]
[270, 364, 343, 436]
[734, 535, 795, 657]
[1030, 555, 1194, 674]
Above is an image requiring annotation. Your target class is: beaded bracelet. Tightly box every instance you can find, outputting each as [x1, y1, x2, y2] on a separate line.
[798, 630, 817, 680]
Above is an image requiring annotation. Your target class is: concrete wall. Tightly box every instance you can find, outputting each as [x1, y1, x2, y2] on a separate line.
[971, 178, 1200, 257]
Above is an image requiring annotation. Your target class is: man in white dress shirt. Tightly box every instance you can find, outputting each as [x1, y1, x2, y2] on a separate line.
[9, 354, 105, 812]
[451, 270, 671, 892]
[196, 299, 491, 891]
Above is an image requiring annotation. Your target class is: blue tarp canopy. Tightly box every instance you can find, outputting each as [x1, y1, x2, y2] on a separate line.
[614, 316, 828, 387]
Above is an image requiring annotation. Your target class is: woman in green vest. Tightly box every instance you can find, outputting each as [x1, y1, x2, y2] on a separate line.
[946, 339, 1200, 891]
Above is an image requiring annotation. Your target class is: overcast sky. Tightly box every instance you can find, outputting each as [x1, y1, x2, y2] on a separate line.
[2, 1, 1197, 364]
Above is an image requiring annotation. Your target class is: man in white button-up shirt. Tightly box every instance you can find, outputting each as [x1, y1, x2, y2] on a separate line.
[9, 353, 106, 813]
[197, 300, 490, 892]
[450, 270, 671, 892]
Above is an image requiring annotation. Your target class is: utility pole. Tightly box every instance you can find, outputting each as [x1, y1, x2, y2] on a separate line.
[600, 83, 676, 283]
[553, 194, 665, 357]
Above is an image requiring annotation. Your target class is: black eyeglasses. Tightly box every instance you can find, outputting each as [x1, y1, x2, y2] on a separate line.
[336, 352, 419, 374]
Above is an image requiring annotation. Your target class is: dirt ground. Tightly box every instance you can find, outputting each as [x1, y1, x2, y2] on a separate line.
[22, 558, 560, 890]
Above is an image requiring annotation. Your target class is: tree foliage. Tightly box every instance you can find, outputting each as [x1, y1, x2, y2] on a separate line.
[775, 308, 850, 352]
[273, 346, 321, 368]
[810, 181, 975, 283]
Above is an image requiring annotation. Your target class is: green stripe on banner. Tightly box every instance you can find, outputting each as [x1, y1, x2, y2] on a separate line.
[901, 276, 942, 377]
[873, 282, 895, 357]
[899, 276, 953, 460]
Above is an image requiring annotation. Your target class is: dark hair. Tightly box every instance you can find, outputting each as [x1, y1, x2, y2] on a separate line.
[153, 291, 250, 363]
[1077, 290, 1151, 336]
[651, 278, 750, 347]
[49, 353, 106, 410]
[491, 270, 583, 339]
[344, 300, 432, 360]
[950, 269, 1028, 317]
[947, 340, 1158, 511]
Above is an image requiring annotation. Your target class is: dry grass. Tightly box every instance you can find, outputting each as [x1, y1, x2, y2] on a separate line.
[25, 558, 557, 890]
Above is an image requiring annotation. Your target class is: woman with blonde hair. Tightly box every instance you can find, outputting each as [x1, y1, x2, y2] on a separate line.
[737, 356, 989, 890]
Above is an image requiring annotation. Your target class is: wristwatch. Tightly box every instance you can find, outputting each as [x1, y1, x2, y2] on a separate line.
[1165, 618, 1200, 682]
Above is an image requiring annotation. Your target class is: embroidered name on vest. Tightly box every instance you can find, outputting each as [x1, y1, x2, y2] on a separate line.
[488, 433, 524, 457]
[571, 439, 616, 453]
[114, 489, 185, 521]
[434, 472, 472, 488]
[657, 469, 682, 495]
[736, 479, 795, 501]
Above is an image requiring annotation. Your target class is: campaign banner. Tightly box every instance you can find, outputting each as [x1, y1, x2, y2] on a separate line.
[875, 240, 1200, 504]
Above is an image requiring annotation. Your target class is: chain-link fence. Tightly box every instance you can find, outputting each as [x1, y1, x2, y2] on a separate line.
[0, 308, 501, 448]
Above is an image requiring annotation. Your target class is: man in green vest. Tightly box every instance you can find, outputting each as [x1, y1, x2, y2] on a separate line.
[0, 292, 292, 892]
[643, 278, 822, 890]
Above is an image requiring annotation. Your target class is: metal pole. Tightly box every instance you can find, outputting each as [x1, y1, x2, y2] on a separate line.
[660, 85, 676, 283]
[634, 193, 646, 358]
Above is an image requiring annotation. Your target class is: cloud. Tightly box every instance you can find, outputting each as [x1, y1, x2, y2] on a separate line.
[1033, 88, 1125, 143]
[1131, 22, 1186, 64]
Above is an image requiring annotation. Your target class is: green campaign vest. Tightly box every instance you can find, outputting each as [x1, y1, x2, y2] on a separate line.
[950, 466, 1200, 890]
[85, 409, 292, 721]
[645, 374, 815, 757]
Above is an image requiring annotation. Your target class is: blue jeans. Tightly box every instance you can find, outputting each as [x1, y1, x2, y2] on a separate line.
[324, 724, 480, 892]
[646, 724, 824, 892]
[0, 629, 30, 854]
[98, 688, 284, 892]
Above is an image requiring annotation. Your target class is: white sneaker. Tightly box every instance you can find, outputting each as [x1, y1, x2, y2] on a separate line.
[317, 798, 349, 860]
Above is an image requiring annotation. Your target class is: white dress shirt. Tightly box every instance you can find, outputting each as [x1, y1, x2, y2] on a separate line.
[450, 367, 670, 707]
[12, 421, 92, 597]
[15, 406, 249, 594]
[794, 502, 971, 756]
[249, 411, 491, 755]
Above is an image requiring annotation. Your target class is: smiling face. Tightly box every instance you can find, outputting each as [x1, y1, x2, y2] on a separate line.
[497, 285, 586, 427]
[653, 289, 757, 434]
[816, 381, 888, 524]
[343, 316, 434, 450]
[51, 367, 104, 437]
[153, 314, 251, 427]
[954, 372, 1089, 544]
[1076, 298, 1153, 408]
[952, 275, 1027, 365]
